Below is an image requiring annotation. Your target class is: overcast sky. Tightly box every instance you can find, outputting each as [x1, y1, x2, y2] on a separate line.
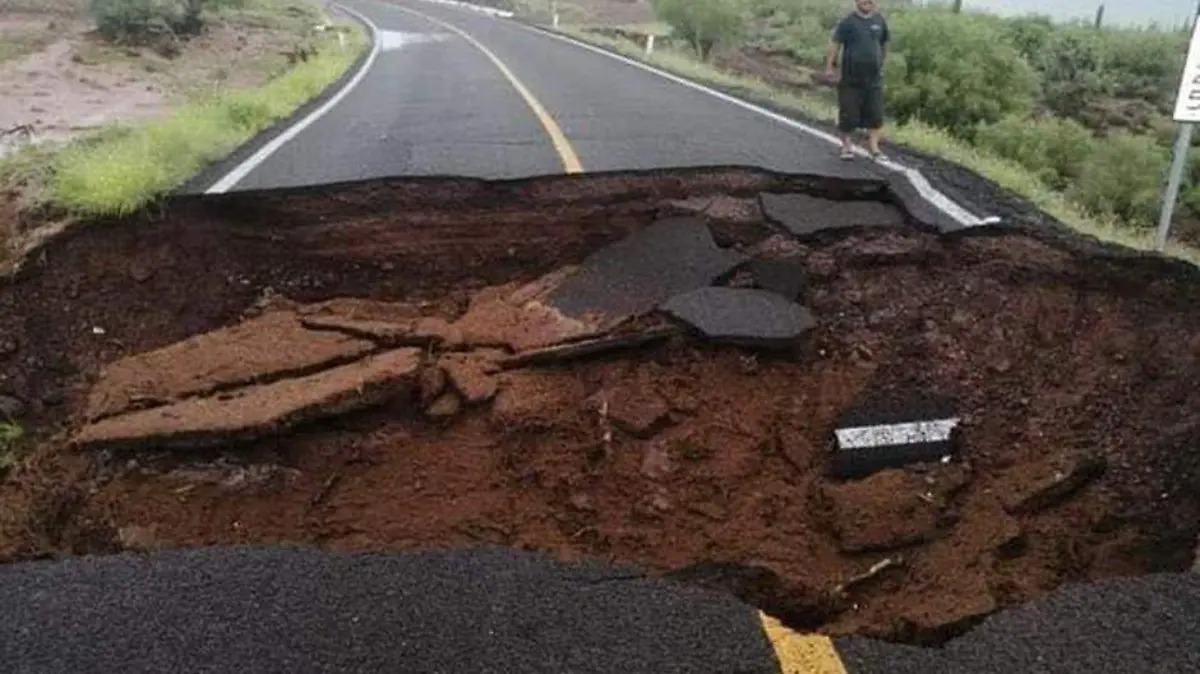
[923, 0, 1197, 27]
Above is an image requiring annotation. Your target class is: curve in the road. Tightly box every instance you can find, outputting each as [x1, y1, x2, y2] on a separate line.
[194, 0, 995, 233]
[391, 3, 583, 174]
[204, 4, 385, 194]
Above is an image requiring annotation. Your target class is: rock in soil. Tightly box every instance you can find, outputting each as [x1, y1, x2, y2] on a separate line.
[900, 570, 998, 643]
[441, 350, 502, 405]
[588, 385, 671, 438]
[418, 365, 448, 407]
[453, 274, 602, 352]
[117, 524, 161, 553]
[491, 370, 585, 431]
[425, 391, 462, 420]
[1004, 452, 1108, 515]
[820, 470, 942, 553]
[84, 311, 375, 422]
[0, 395, 26, 420]
[72, 349, 422, 451]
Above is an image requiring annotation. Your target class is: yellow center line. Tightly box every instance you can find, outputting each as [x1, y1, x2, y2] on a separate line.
[388, 4, 584, 174]
[760, 614, 849, 674]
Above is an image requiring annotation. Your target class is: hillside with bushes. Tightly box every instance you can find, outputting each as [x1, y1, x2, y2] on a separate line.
[640, 0, 1195, 244]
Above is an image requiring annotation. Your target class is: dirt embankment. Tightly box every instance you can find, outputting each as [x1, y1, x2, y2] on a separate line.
[1, 167, 1198, 645]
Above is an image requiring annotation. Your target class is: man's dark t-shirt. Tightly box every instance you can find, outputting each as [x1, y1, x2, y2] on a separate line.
[833, 12, 889, 87]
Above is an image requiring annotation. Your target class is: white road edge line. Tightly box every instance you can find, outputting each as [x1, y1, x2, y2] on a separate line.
[204, 3, 383, 194]
[514, 23, 1001, 228]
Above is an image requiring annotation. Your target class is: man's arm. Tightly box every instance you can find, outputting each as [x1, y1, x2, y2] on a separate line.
[825, 20, 845, 77]
[879, 18, 890, 62]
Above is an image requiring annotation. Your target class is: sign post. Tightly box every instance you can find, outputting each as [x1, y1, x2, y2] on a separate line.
[1159, 6, 1200, 251]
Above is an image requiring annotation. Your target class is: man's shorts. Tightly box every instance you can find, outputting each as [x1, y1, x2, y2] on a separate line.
[837, 83, 884, 132]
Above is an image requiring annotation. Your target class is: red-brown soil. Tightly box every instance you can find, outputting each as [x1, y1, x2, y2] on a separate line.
[1, 168, 1198, 646]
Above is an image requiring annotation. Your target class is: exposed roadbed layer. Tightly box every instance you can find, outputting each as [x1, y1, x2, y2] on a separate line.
[1, 167, 1198, 647]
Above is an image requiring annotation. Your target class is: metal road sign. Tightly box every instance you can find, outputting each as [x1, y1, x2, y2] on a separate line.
[1175, 20, 1200, 123]
[1159, 6, 1200, 250]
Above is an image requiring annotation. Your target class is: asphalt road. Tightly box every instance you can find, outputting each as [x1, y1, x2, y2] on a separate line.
[224, 0, 888, 190]
[0, 547, 781, 674]
[4, 547, 1199, 674]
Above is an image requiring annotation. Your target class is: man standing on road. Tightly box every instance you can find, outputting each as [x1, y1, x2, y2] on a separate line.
[825, 0, 890, 161]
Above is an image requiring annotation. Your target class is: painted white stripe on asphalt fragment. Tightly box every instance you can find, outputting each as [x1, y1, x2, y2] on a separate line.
[520, 26, 998, 229]
[205, 3, 383, 194]
[835, 418, 960, 450]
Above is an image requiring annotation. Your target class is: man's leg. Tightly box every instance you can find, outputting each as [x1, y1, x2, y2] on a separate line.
[836, 84, 861, 156]
[863, 85, 885, 157]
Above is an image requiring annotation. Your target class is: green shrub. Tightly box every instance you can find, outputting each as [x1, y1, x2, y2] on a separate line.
[652, 0, 745, 60]
[998, 14, 1055, 62]
[975, 115, 1094, 190]
[1069, 131, 1169, 226]
[1025, 27, 1107, 122]
[883, 11, 1039, 137]
[88, 0, 207, 44]
[1099, 29, 1186, 110]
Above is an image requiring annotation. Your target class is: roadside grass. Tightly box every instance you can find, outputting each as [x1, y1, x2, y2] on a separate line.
[45, 19, 365, 215]
[0, 0, 87, 14]
[554, 26, 1200, 266]
[0, 421, 23, 476]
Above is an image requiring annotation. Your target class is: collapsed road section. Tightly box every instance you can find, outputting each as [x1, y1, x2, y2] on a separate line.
[0, 166, 1198, 645]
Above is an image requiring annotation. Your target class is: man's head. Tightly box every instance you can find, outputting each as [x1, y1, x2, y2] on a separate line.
[855, 0, 876, 15]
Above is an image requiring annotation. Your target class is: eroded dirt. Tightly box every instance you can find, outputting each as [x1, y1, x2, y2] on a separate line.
[1, 167, 1198, 646]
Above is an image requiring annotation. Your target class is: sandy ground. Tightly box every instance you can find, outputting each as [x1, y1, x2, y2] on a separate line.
[0, 5, 319, 157]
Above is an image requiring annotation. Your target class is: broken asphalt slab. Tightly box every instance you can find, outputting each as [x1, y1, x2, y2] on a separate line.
[759, 192, 908, 237]
[747, 258, 808, 301]
[72, 349, 422, 452]
[546, 217, 745, 324]
[838, 573, 1200, 674]
[661, 287, 816, 348]
[84, 311, 376, 422]
[830, 390, 960, 479]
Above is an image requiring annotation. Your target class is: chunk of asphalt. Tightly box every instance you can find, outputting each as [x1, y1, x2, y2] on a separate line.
[830, 390, 960, 479]
[0, 546, 781, 674]
[72, 349, 422, 452]
[661, 287, 816, 349]
[84, 311, 376, 422]
[881, 173, 970, 234]
[547, 217, 745, 322]
[759, 192, 907, 237]
[943, 573, 1200, 674]
[748, 258, 808, 301]
[836, 573, 1200, 674]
